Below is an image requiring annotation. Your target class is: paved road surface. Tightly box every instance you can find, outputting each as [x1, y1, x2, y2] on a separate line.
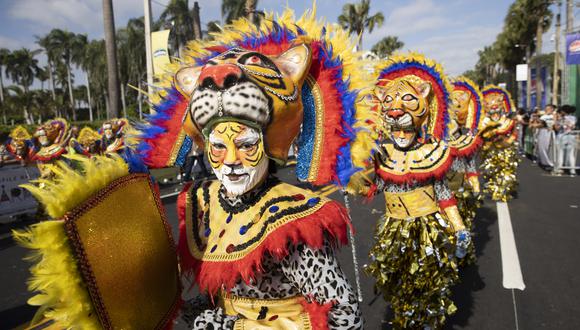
[1, 158, 578, 329]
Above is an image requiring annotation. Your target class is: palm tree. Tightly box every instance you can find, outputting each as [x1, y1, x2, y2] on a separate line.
[222, 0, 260, 25]
[36, 34, 59, 104]
[102, 0, 121, 118]
[0, 48, 10, 124]
[338, 0, 384, 51]
[159, 0, 194, 56]
[371, 36, 404, 58]
[5, 48, 40, 123]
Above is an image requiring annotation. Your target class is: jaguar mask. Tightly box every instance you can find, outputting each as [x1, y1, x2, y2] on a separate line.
[484, 93, 504, 121]
[175, 44, 311, 163]
[375, 77, 432, 148]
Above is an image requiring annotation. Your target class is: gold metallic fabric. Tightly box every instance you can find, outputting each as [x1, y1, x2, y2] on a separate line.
[384, 185, 439, 219]
[441, 205, 464, 231]
[221, 293, 312, 330]
[376, 141, 453, 176]
[64, 174, 180, 329]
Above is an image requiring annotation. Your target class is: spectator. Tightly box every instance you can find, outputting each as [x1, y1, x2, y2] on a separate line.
[554, 105, 577, 176]
[535, 104, 556, 170]
[181, 142, 210, 182]
[515, 108, 528, 153]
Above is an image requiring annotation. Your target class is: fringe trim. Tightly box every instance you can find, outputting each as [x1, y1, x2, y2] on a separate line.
[375, 147, 456, 185]
[178, 192, 350, 296]
[455, 135, 483, 158]
[300, 299, 334, 330]
[438, 196, 457, 209]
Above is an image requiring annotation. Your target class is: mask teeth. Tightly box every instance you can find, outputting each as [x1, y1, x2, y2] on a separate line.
[217, 91, 224, 117]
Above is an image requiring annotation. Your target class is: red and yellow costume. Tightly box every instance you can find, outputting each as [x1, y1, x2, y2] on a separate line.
[446, 77, 485, 265]
[480, 85, 519, 202]
[14, 8, 368, 330]
[360, 53, 468, 329]
[4, 126, 35, 166]
[31, 118, 71, 178]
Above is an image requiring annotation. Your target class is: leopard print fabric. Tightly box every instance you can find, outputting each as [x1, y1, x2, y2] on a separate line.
[185, 242, 363, 329]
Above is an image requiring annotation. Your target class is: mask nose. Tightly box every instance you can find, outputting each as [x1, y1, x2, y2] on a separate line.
[387, 109, 405, 119]
[198, 64, 243, 90]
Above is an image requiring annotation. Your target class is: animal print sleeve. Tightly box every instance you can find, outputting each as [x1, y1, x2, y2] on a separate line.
[451, 157, 465, 172]
[465, 156, 478, 176]
[281, 242, 363, 330]
[181, 295, 237, 330]
[434, 178, 454, 202]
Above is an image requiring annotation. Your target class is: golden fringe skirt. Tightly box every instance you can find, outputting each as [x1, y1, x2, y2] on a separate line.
[481, 145, 519, 202]
[365, 213, 459, 329]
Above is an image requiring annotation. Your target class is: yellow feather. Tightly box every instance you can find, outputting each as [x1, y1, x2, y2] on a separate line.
[13, 221, 100, 329]
[21, 155, 129, 219]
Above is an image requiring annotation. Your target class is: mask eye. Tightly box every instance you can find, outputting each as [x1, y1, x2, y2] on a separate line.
[245, 55, 262, 65]
[385, 95, 393, 103]
[211, 143, 226, 150]
[402, 94, 416, 102]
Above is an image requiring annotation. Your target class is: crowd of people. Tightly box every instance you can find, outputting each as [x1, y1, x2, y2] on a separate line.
[516, 104, 578, 176]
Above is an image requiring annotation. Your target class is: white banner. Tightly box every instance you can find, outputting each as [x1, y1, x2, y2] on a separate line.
[0, 166, 39, 218]
[516, 64, 528, 81]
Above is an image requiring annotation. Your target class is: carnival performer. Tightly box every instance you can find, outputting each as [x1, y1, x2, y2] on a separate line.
[4, 125, 36, 166]
[14, 8, 369, 330]
[356, 53, 470, 329]
[100, 118, 130, 154]
[480, 85, 519, 202]
[32, 118, 71, 178]
[69, 126, 102, 156]
[446, 77, 485, 265]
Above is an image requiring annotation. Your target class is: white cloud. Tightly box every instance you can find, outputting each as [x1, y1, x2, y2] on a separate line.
[403, 26, 501, 75]
[8, 0, 143, 38]
[365, 0, 452, 46]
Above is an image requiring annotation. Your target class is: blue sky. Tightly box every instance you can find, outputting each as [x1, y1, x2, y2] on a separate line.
[0, 0, 577, 85]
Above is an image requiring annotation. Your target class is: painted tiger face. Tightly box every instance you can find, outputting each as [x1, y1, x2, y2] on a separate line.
[35, 121, 65, 146]
[175, 44, 311, 162]
[484, 93, 504, 120]
[450, 90, 470, 126]
[208, 121, 268, 197]
[375, 77, 432, 132]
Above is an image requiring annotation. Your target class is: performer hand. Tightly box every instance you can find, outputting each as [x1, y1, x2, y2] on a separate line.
[455, 230, 472, 259]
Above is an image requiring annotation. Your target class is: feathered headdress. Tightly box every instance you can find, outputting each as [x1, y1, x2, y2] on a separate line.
[452, 76, 484, 132]
[373, 53, 452, 140]
[482, 84, 514, 115]
[137, 7, 371, 187]
[9, 125, 32, 141]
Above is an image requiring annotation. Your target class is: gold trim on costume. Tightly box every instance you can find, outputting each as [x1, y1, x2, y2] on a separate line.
[384, 185, 439, 219]
[305, 75, 324, 182]
[376, 141, 452, 176]
[184, 181, 329, 262]
[221, 293, 312, 330]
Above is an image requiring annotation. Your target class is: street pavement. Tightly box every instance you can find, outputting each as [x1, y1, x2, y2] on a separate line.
[1, 157, 579, 329]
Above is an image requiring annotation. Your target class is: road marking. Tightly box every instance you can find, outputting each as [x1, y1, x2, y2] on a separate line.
[496, 201, 525, 290]
[161, 191, 180, 199]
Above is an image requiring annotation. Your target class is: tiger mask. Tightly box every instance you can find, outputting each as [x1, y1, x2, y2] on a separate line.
[484, 93, 504, 120]
[375, 77, 432, 132]
[175, 44, 312, 162]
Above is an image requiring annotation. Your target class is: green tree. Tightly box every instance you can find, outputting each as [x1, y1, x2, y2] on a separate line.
[338, 0, 384, 50]
[5, 48, 40, 123]
[222, 0, 260, 25]
[159, 0, 194, 56]
[0, 48, 10, 124]
[371, 36, 404, 58]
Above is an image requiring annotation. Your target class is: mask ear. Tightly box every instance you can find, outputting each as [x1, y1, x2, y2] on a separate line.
[417, 82, 431, 99]
[175, 66, 201, 96]
[458, 91, 470, 103]
[274, 44, 311, 83]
